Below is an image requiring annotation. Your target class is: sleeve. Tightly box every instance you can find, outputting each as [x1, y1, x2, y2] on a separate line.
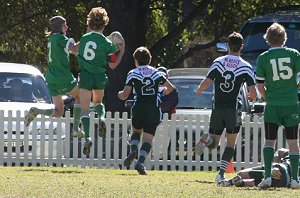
[206, 65, 217, 80]
[107, 41, 117, 63]
[255, 55, 265, 82]
[125, 70, 134, 86]
[59, 35, 69, 49]
[245, 67, 256, 86]
[294, 50, 300, 73]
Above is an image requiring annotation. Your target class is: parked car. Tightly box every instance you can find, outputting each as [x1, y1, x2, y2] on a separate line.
[0, 62, 66, 160]
[216, 6, 300, 72]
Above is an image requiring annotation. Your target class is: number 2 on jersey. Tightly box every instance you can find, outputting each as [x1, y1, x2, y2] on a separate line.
[142, 77, 155, 95]
[271, 57, 292, 81]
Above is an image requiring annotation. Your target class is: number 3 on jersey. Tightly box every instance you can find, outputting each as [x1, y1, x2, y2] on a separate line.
[271, 57, 292, 81]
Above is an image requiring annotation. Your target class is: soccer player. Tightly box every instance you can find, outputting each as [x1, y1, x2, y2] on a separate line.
[118, 47, 174, 175]
[219, 148, 294, 188]
[77, 7, 125, 155]
[25, 16, 83, 139]
[256, 23, 300, 189]
[194, 32, 257, 184]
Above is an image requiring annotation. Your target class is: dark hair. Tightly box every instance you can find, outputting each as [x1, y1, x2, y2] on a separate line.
[228, 32, 243, 52]
[133, 46, 152, 65]
[87, 7, 109, 31]
[45, 16, 66, 36]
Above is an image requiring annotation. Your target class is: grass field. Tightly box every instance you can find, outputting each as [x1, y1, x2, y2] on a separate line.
[0, 166, 298, 198]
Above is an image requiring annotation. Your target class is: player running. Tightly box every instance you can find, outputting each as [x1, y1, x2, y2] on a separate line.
[24, 16, 83, 139]
[77, 7, 125, 155]
[118, 46, 174, 175]
[194, 32, 257, 184]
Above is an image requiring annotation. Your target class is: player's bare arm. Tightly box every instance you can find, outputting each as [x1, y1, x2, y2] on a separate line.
[196, 77, 213, 95]
[69, 42, 79, 55]
[118, 85, 132, 100]
[256, 83, 266, 99]
[162, 79, 174, 95]
[247, 85, 257, 101]
[108, 40, 125, 70]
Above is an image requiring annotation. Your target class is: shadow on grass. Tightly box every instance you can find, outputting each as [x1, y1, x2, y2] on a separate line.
[194, 179, 214, 184]
[22, 169, 83, 174]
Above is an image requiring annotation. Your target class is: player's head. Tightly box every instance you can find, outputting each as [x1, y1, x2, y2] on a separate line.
[47, 16, 67, 36]
[157, 66, 168, 78]
[264, 22, 287, 47]
[87, 7, 109, 32]
[133, 46, 152, 66]
[228, 32, 243, 53]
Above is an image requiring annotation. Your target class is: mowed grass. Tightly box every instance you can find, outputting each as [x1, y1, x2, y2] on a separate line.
[0, 166, 297, 198]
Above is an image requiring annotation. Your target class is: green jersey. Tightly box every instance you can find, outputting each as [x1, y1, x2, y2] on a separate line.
[77, 32, 116, 73]
[256, 47, 300, 106]
[126, 66, 166, 106]
[207, 55, 255, 109]
[46, 33, 75, 84]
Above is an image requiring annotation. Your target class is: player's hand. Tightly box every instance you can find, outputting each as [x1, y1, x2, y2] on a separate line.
[195, 87, 202, 95]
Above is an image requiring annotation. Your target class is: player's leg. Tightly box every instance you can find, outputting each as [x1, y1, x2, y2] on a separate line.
[93, 72, 107, 137]
[195, 109, 221, 155]
[92, 89, 106, 137]
[80, 88, 92, 155]
[68, 85, 83, 138]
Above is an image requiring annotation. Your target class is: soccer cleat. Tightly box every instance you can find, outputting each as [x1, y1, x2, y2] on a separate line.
[135, 161, 147, 175]
[258, 177, 272, 189]
[83, 138, 93, 156]
[231, 175, 243, 186]
[218, 179, 232, 187]
[194, 133, 209, 156]
[24, 107, 39, 127]
[123, 152, 137, 167]
[72, 129, 85, 139]
[290, 179, 300, 189]
[98, 117, 107, 137]
[215, 174, 225, 185]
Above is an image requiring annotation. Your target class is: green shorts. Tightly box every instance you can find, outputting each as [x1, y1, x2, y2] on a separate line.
[79, 70, 107, 90]
[47, 80, 77, 96]
[264, 104, 300, 127]
[210, 109, 242, 131]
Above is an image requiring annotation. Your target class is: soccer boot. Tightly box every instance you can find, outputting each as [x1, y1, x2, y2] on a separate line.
[98, 117, 107, 137]
[83, 138, 93, 156]
[194, 133, 209, 156]
[290, 179, 300, 189]
[258, 177, 272, 189]
[72, 129, 85, 139]
[215, 174, 225, 185]
[123, 152, 137, 167]
[25, 107, 39, 127]
[135, 161, 147, 175]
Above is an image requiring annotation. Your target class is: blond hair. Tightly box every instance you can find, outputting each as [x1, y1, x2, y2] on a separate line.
[87, 7, 109, 31]
[264, 23, 287, 47]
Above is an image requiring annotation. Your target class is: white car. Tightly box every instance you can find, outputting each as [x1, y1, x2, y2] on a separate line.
[0, 63, 65, 159]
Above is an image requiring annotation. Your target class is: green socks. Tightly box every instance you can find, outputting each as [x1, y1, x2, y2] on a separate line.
[94, 103, 105, 119]
[81, 115, 90, 139]
[263, 147, 275, 178]
[289, 153, 300, 182]
[36, 108, 55, 116]
[219, 147, 235, 176]
[73, 104, 81, 131]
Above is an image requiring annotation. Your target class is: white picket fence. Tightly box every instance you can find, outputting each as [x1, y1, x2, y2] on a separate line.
[0, 110, 289, 172]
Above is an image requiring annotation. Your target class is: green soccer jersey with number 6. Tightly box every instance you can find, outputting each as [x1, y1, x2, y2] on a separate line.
[77, 32, 116, 74]
[256, 47, 300, 106]
[46, 33, 75, 84]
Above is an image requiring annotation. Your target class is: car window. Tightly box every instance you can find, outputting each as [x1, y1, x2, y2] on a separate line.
[0, 73, 52, 103]
[241, 22, 300, 53]
[170, 78, 214, 109]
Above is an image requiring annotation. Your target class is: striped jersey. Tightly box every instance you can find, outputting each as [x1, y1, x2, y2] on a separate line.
[126, 66, 166, 106]
[256, 47, 300, 106]
[207, 55, 255, 109]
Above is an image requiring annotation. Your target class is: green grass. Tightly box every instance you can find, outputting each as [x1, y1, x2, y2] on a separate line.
[0, 166, 297, 198]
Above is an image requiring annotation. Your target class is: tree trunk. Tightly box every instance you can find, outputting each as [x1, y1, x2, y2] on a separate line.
[104, 0, 149, 115]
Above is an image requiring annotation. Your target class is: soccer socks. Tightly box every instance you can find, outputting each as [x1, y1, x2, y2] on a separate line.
[263, 147, 275, 178]
[73, 104, 81, 131]
[81, 114, 90, 139]
[95, 103, 105, 119]
[289, 153, 300, 182]
[219, 147, 235, 176]
[138, 142, 152, 163]
[130, 133, 141, 153]
[36, 108, 55, 116]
